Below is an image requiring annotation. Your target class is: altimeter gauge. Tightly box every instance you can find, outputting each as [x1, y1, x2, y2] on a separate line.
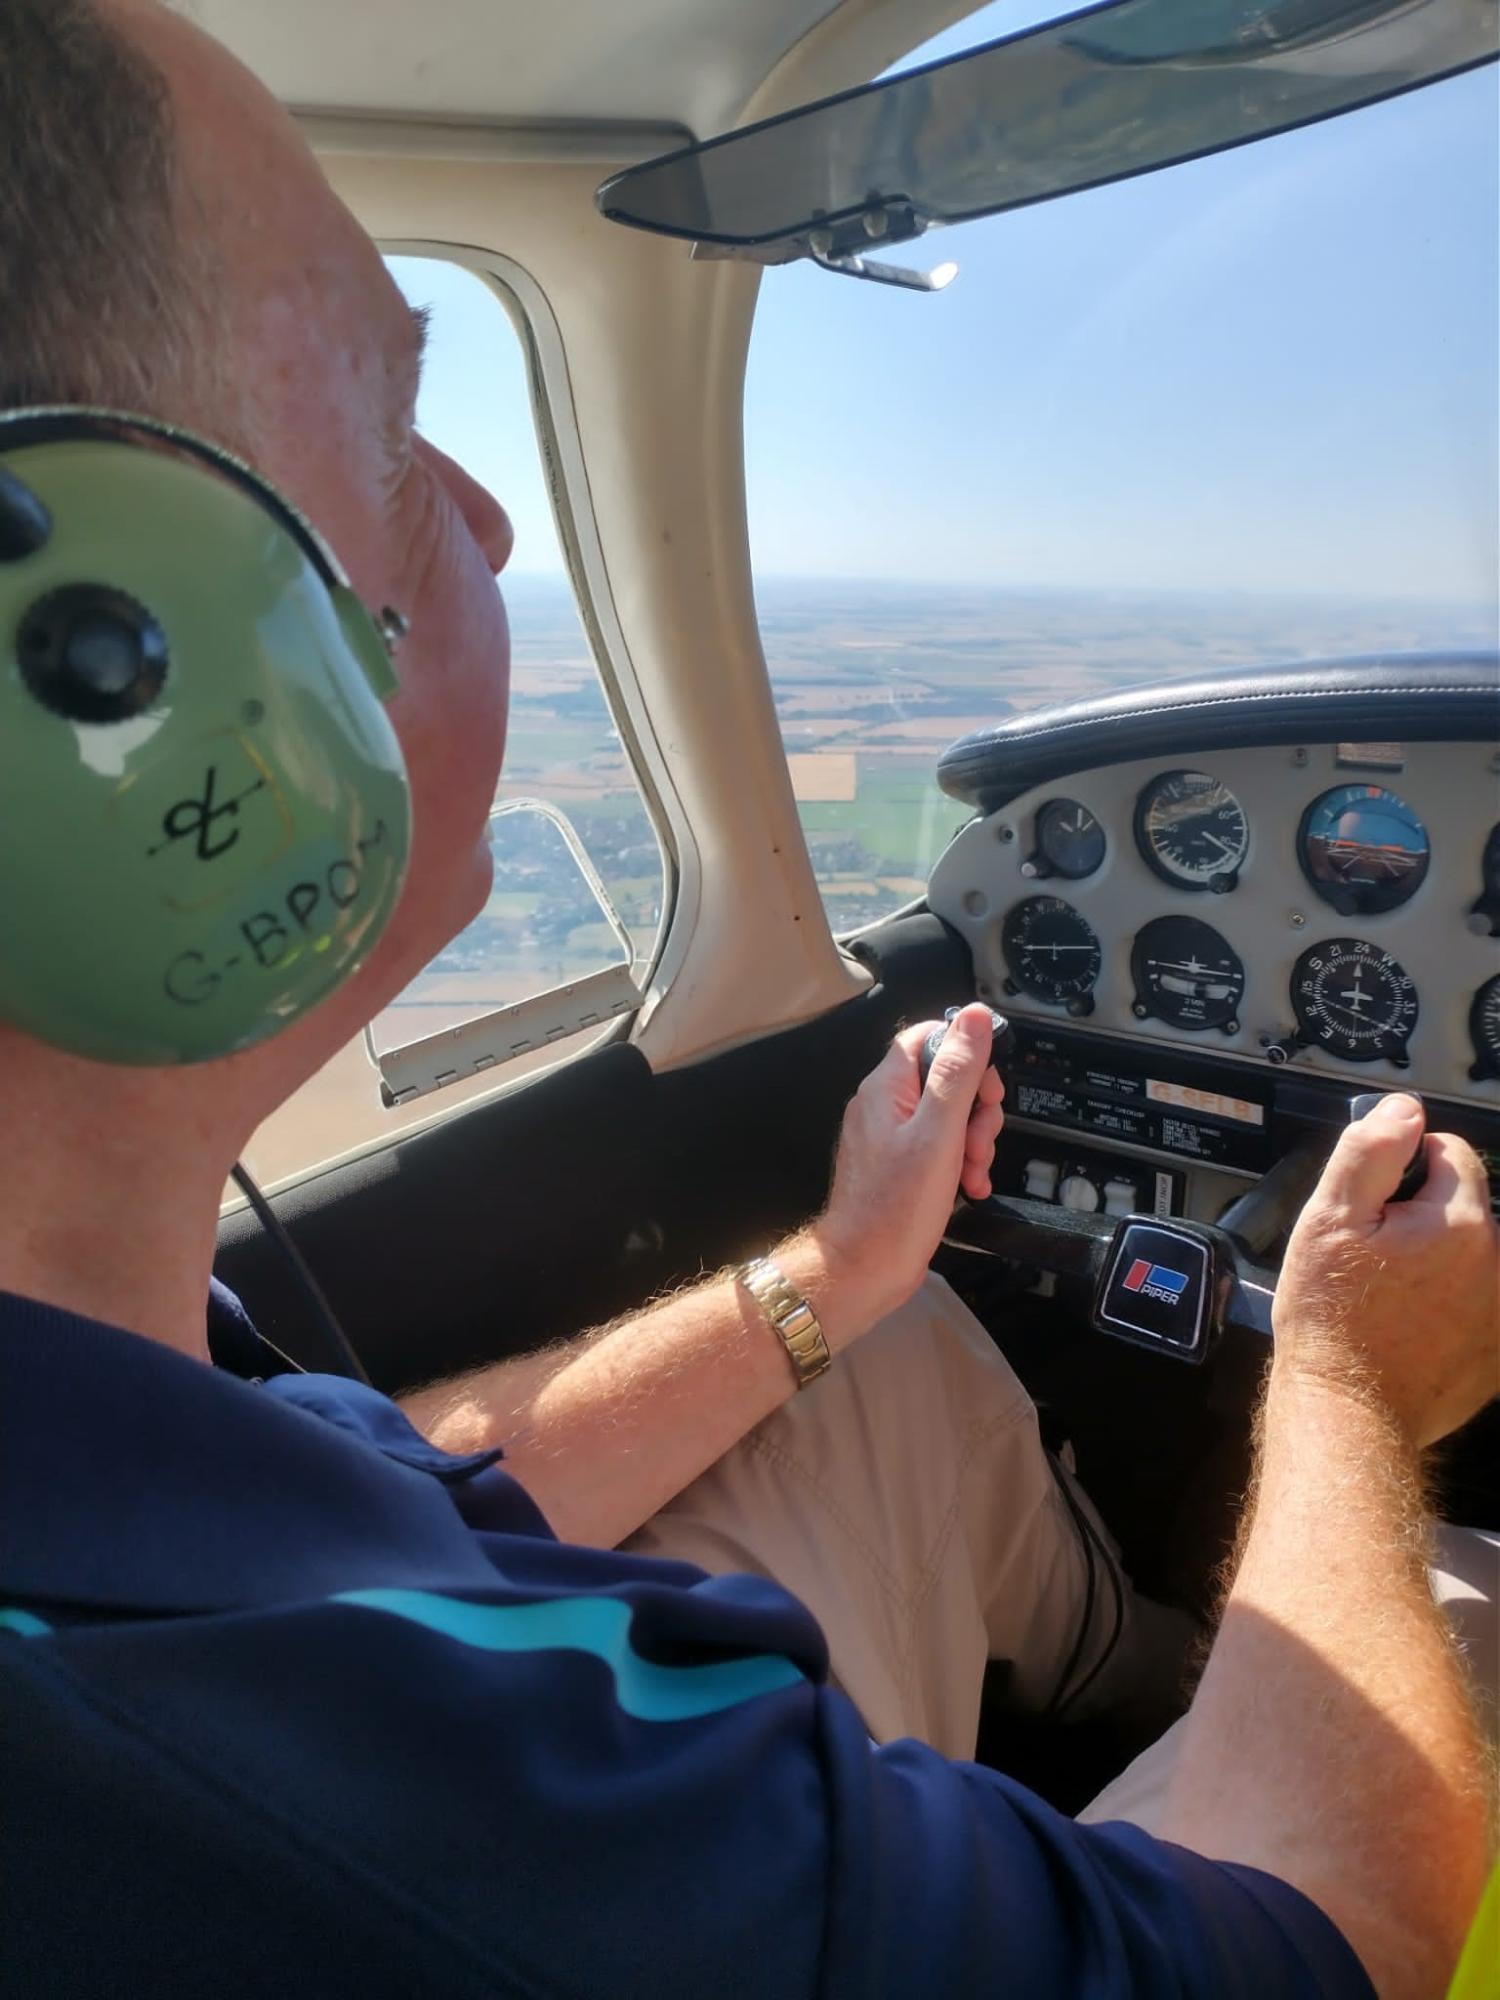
[1297, 784, 1430, 916]
[1470, 974, 1500, 1081]
[1134, 770, 1249, 892]
[1001, 896, 1101, 1013]
[1290, 938, 1418, 1064]
[1130, 915, 1245, 1032]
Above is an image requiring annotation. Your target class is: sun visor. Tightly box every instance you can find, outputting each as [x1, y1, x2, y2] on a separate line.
[597, 0, 1498, 281]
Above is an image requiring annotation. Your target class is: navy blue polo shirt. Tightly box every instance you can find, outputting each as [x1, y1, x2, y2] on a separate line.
[0, 1285, 1373, 1998]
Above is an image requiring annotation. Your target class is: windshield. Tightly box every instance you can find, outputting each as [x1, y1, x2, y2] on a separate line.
[742, 18, 1497, 933]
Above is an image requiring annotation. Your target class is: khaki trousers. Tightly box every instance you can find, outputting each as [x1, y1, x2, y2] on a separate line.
[624, 1273, 1137, 1764]
[624, 1274, 1499, 1823]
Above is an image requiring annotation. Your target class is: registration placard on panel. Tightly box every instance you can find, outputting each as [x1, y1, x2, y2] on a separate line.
[1146, 1078, 1265, 1128]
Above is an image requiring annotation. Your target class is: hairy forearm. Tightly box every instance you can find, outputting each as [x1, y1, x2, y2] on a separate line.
[1159, 1368, 1492, 1998]
[400, 1008, 999, 1551]
[399, 1230, 882, 1548]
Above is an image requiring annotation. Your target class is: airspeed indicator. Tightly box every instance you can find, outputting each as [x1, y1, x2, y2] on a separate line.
[1135, 769, 1249, 892]
[1001, 896, 1101, 1012]
[1290, 938, 1418, 1064]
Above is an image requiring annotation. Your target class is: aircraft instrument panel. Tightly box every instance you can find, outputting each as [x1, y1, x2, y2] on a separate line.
[928, 737, 1500, 1215]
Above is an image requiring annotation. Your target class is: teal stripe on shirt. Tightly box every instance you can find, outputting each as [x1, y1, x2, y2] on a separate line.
[0, 1607, 53, 1637]
[333, 1588, 805, 1723]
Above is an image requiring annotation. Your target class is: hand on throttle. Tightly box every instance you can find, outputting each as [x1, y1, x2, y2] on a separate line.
[811, 1005, 1004, 1324]
[1273, 1093, 1500, 1449]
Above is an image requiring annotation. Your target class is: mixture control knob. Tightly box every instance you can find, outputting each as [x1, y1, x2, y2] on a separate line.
[1058, 1173, 1100, 1213]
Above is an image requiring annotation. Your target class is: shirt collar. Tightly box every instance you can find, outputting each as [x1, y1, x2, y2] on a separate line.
[0, 1288, 509, 1618]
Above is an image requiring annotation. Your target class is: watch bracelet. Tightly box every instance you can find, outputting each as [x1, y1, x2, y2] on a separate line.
[737, 1255, 833, 1389]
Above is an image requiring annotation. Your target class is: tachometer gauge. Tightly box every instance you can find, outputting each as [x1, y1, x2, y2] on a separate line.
[1134, 770, 1248, 892]
[1297, 784, 1430, 915]
[1023, 798, 1106, 881]
[1290, 938, 1418, 1064]
[1470, 974, 1500, 1081]
[1001, 896, 1101, 1012]
[1130, 915, 1245, 1032]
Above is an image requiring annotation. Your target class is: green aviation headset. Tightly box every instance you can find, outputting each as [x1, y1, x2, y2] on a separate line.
[0, 409, 412, 1066]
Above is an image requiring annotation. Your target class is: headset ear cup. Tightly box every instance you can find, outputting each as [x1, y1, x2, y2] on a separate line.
[0, 420, 412, 1065]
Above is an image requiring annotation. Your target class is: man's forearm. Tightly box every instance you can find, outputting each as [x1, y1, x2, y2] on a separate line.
[1158, 1370, 1491, 1999]
[398, 1008, 1003, 1548]
[399, 1230, 887, 1549]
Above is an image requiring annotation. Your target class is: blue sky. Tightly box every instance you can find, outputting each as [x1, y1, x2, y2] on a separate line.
[397, 2, 1498, 609]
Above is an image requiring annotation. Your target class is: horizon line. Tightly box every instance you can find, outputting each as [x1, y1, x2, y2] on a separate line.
[497, 568, 1498, 613]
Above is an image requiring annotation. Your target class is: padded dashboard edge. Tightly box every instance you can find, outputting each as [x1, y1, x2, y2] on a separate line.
[937, 654, 1500, 812]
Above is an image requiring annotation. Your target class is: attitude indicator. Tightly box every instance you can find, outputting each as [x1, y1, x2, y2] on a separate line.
[1298, 784, 1430, 916]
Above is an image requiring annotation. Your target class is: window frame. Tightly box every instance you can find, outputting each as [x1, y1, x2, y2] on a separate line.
[230, 243, 685, 1202]
[385, 239, 682, 1016]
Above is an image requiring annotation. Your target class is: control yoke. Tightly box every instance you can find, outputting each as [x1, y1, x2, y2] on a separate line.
[918, 1014, 1428, 1362]
[924, 1016, 1440, 1360]
[943, 1193, 1269, 1361]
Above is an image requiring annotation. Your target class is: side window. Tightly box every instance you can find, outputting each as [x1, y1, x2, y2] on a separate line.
[241, 255, 666, 1190]
[744, 2, 1497, 937]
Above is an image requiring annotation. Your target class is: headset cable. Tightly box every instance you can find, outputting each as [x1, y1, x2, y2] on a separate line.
[229, 1162, 371, 1387]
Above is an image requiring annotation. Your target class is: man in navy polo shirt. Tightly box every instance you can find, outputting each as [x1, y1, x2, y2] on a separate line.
[2, 5, 1496, 1996]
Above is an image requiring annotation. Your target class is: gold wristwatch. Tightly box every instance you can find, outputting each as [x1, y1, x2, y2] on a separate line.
[736, 1256, 832, 1390]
